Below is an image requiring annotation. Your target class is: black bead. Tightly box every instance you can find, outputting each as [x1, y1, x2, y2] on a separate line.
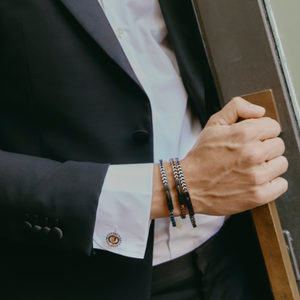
[49, 227, 63, 241]
[31, 225, 42, 237]
[19, 221, 32, 236]
[38, 227, 51, 239]
[30, 215, 41, 237]
[132, 130, 150, 144]
[39, 217, 51, 239]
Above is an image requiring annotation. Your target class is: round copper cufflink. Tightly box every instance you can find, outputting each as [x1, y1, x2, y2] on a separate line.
[106, 232, 122, 247]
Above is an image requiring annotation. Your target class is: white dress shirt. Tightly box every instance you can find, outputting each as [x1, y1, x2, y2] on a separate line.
[93, 0, 225, 266]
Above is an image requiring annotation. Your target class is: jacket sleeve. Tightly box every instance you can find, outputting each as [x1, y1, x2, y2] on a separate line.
[0, 149, 109, 256]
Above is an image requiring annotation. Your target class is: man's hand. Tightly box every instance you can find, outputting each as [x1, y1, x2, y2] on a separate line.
[151, 97, 288, 219]
[181, 97, 288, 216]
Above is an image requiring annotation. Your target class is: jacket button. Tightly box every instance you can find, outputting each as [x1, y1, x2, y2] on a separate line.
[38, 217, 51, 239]
[19, 221, 32, 236]
[49, 227, 63, 241]
[31, 215, 41, 237]
[132, 130, 150, 144]
[31, 225, 42, 236]
[39, 227, 51, 239]
[49, 219, 63, 241]
[19, 214, 32, 236]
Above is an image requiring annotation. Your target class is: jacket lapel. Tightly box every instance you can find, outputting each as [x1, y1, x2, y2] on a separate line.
[59, 0, 142, 88]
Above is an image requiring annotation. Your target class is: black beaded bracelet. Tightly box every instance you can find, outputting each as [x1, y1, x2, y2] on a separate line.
[174, 157, 197, 228]
[170, 158, 186, 219]
[159, 159, 176, 227]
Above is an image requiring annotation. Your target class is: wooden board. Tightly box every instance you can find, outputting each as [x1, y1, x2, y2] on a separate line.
[241, 90, 281, 128]
[252, 202, 299, 299]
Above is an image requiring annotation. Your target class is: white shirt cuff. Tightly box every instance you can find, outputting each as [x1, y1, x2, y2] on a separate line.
[93, 163, 153, 259]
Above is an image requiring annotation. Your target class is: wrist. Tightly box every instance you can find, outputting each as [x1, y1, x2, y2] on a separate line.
[150, 162, 181, 220]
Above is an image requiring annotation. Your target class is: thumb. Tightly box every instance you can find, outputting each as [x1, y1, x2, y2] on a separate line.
[207, 97, 266, 126]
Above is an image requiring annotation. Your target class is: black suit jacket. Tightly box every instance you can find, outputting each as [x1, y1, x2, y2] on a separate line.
[0, 0, 220, 299]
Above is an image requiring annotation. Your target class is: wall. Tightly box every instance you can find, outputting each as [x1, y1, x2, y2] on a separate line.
[265, 0, 300, 124]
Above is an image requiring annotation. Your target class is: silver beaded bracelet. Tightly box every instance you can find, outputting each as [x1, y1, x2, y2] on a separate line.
[174, 157, 197, 228]
[159, 159, 176, 227]
[170, 158, 186, 219]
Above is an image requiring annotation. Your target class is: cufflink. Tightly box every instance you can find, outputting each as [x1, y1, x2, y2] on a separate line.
[106, 231, 122, 247]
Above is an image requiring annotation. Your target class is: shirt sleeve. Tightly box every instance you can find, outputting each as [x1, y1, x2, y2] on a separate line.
[93, 163, 153, 259]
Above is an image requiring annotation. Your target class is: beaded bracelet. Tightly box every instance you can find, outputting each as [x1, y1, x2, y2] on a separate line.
[159, 159, 176, 227]
[170, 158, 186, 219]
[175, 157, 197, 228]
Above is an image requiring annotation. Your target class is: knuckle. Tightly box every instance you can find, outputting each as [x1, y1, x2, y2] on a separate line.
[244, 149, 263, 164]
[231, 97, 241, 106]
[251, 189, 266, 206]
[274, 120, 281, 132]
[238, 126, 256, 142]
[207, 112, 220, 126]
[207, 113, 217, 123]
[266, 117, 281, 134]
[276, 178, 288, 195]
[263, 116, 272, 122]
[248, 170, 264, 185]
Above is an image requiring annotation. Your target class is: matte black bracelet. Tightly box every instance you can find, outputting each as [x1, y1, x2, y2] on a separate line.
[175, 157, 197, 228]
[159, 159, 176, 227]
[170, 158, 186, 219]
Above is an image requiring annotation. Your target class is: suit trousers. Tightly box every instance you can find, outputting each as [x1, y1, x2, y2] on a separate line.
[151, 212, 274, 300]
